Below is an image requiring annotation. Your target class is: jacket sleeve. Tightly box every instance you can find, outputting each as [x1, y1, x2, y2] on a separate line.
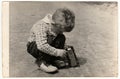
[34, 23, 59, 56]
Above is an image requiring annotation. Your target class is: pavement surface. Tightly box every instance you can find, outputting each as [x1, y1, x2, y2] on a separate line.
[9, 2, 118, 77]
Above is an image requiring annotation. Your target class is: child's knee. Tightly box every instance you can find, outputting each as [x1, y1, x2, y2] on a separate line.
[57, 34, 66, 41]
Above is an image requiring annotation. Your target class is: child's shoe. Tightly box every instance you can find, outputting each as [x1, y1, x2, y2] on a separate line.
[53, 60, 67, 68]
[39, 62, 58, 73]
[35, 58, 58, 73]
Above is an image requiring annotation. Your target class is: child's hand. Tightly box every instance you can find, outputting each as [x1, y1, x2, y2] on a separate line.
[57, 49, 67, 57]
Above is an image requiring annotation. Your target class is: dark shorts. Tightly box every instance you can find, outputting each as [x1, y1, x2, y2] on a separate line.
[27, 34, 66, 65]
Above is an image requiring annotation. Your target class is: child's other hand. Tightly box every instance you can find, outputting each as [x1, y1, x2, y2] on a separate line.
[57, 49, 67, 57]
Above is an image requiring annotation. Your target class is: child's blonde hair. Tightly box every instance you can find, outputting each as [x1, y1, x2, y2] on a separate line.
[52, 8, 75, 32]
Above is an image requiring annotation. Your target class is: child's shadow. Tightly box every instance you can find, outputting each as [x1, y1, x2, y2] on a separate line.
[77, 57, 87, 65]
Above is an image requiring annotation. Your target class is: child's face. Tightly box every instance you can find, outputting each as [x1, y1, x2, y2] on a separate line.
[53, 13, 66, 32]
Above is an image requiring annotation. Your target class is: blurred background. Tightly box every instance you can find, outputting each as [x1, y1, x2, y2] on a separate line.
[9, 2, 118, 77]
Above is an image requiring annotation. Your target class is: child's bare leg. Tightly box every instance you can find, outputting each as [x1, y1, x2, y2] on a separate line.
[50, 34, 66, 68]
[51, 34, 66, 49]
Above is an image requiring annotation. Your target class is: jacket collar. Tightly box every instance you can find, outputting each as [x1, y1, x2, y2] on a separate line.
[42, 14, 55, 24]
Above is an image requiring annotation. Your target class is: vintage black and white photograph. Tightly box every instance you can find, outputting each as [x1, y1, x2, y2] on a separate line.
[3, 1, 118, 77]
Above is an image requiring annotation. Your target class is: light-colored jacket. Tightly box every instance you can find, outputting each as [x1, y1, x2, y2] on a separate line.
[28, 14, 62, 56]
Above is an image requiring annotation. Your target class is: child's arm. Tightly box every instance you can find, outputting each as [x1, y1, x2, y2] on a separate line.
[34, 23, 66, 57]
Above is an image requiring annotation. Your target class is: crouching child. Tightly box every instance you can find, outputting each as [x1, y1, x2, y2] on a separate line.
[27, 8, 75, 73]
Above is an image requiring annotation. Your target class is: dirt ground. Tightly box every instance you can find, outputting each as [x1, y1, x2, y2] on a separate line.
[9, 2, 118, 77]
